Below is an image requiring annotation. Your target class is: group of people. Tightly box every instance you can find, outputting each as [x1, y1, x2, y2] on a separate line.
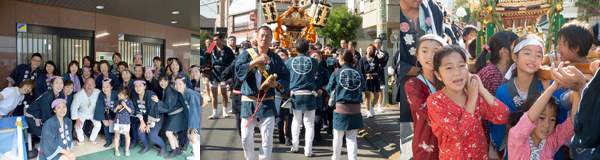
[397, 0, 600, 159]
[0, 51, 204, 159]
[195, 26, 390, 159]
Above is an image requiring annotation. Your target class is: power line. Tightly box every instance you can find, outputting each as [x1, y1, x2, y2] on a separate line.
[200, 0, 218, 13]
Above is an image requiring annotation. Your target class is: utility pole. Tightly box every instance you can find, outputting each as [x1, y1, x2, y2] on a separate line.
[377, 0, 389, 105]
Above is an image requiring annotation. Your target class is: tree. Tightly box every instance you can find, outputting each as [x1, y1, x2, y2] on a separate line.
[452, 0, 472, 23]
[199, 30, 212, 49]
[452, 0, 470, 16]
[575, 0, 600, 21]
[314, 6, 362, 48]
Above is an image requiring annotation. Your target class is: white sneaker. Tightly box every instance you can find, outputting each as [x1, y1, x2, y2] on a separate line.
[291, 143, 299, 153]
[204, 96, 211, 102]
[376, 104, 385, 113]
[366, 110, 374, 118]
[228, 109, 233, 113]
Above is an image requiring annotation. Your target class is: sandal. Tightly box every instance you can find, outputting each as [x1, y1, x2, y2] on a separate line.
[89, 140, 99, 145]
[75, 141, 84, 147]
[115, 151, 121, 157]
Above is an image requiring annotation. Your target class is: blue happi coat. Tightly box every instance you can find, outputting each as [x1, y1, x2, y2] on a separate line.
[95, 73, 120, 90]
[212, 45, 236, 82]
[38, 116, 74, 160]
[170, 71, 193, 89]
[285, 53, 319, 111]
[132, 90, 159, 125]
[315, 65, 330, 111]
[326, 65, 366, 131]
[35, 74, 53, 99]
[93, 91, 118, 121]
[235, 48, 290, 119]
[7, 63, 42, 87]
[184, 88, 203, 130]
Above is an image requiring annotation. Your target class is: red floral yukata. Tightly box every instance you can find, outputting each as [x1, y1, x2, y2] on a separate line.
[508, 112, 574, 160]
[405, 77, 438, 159]
[477, 64, 507, 154]
[427, 91, 509, 160]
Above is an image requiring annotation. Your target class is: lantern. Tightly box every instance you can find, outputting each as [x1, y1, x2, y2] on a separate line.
[261, 0, 279, 24]
[313, 2, 331, 28]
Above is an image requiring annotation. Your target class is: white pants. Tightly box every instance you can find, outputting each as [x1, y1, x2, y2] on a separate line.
[291, 109, 315, 155]
[332, 129, 358, 160]
[75, 113, 102, 142]
[241, 116, 275, 160]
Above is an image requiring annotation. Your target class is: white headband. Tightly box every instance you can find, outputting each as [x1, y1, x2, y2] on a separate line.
[512, 39, 544, 54]
[374, 39, 382, 43]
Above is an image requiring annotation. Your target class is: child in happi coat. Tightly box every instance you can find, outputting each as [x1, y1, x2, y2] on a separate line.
[356, 45, 381, 118]
[326, 50, 366, 160]
[507, 82, 578, 159]
[474, 31, 519, 158]
[113, 87, 134, 157]
[491, 34, 567, 160]
[404, 34, 447, 159]
[426, 45, 509, 160]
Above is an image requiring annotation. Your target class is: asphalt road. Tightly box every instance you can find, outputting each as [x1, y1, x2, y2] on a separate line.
[197, 88, 387, 160]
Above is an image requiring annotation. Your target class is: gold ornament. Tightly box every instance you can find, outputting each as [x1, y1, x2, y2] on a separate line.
[486, 6, 493, 13]
[556, 4, 563, 12]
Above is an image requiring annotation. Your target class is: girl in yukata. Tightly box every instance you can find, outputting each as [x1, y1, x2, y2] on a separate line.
[62, 61, 83, 93]
[326, 50, 366, 160]
[131, 78, 165, 156]
[507, 82, 578, 159]
[404, 34, 446, 159]
[491, 34, 568, 160]
[144, 67, 161, 93]
[134, 64, 144, 79]
[426, 45, 509, 160]
[93, 78, 119, 148]
[35, 61, 60, 99]
[26, 76, 65, 137]
[113, 87, 134, 157]
[95, 60, 120, 90]
[173, 77, 203, 160]
[153, 57, 166, 78]
[356, 45, 381, 118]
[473, 31, 518, 158]
[37, 99, 76, 160]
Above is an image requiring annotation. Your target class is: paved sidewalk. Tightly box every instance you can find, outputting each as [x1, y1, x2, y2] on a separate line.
[359, 103, 413, 160]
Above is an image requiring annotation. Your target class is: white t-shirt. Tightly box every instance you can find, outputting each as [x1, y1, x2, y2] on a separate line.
[0, 87, 24, 116]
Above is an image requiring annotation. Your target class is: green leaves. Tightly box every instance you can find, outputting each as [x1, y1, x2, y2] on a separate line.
[199, 30, 212, 49]
[314, 6, 362, 48]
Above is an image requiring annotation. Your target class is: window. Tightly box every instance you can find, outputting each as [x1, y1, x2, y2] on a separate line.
[17, 32, 90, 73]
[234, 14, 249, 32]
[118, 35, 164, 67]
[17, 33, 58, 68]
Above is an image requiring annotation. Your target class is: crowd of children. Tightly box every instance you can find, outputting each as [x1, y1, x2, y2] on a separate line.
[397, 19, 600, 159]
